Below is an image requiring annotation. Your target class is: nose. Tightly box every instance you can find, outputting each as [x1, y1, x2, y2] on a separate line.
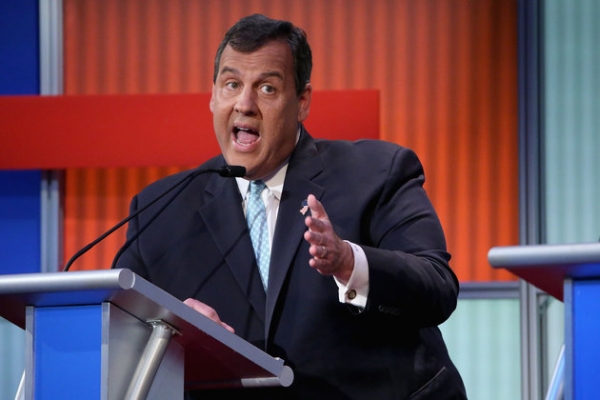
[234, 87, 258, 116]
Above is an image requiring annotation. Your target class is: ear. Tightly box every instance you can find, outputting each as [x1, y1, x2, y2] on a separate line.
[209, 84, 216, 113]
[297, 83, 312, 123]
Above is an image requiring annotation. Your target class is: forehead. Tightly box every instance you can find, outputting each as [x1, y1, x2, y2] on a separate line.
[217, 41, 294, 78]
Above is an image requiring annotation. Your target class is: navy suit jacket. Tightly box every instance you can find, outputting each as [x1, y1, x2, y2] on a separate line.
[116, 128, 467, 399]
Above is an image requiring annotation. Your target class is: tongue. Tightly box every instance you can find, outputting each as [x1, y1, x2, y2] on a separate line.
[237, 130, 259, 145]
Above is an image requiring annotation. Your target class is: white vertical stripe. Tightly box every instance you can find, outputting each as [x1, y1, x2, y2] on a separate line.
[39, 0, 65, 273]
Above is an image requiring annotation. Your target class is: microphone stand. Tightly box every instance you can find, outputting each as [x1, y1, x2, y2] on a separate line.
[63, 165, 245, 271]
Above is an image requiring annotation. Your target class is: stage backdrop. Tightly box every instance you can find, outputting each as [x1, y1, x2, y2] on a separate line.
[62, 0, 518, 282]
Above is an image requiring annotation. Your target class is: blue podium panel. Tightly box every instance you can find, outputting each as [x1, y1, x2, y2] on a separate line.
[1, 270, 294, 398]
[489, 243, 600, 399]
[34, 305, 102, 399]
[568, 279, 600, 400]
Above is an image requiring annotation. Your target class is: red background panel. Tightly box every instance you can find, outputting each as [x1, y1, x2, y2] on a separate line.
[0, 90, 378, 169]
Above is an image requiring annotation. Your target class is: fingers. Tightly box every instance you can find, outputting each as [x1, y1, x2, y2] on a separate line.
[303, 194, 329, 245]
[304, 215, 330, 260]
[183, 298, 235, 333]
[303, 195, 333, 255]
[303, 194, 348, 277]
[306, 241, 330, 262]
[306, 194, 327, 220]
[308, 248, 331, 268]
[302, 194, 354, 282]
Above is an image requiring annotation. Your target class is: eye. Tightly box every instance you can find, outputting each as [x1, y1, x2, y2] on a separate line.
[225, 81, 239, 90]
[260, 84, 275, 94]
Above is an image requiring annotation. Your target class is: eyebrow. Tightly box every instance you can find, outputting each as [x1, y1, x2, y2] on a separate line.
[220, 66, 240, 76]
[219, 66, 284, 81]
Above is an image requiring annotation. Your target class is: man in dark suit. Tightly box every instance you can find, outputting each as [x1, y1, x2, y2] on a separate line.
[116, 14, 467, 399]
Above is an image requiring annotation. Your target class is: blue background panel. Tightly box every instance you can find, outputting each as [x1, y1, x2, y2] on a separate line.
[0, 0, 39, 95]
[0, 0, 42, 276]
[1, 1, 42, 399]
[0, 171, 42, 274]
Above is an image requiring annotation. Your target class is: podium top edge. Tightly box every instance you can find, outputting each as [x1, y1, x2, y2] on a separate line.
[0, 269, 290, 381]
[0, 268, 135, 295]
[488, 242, 600, 268]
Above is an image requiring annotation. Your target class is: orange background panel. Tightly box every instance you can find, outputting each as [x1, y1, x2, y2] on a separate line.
[62, 0, 519, 281]
[0, 90, 378, 169]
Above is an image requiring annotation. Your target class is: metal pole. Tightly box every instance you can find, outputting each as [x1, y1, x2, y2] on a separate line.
[518, 0, 546, 398]
[544, 345, 564, 400]
[125, 321, 178, 400]
[13, 370, 25, 400]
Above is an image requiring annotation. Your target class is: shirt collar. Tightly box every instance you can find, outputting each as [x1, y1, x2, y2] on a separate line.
[236, 164, 287, 201]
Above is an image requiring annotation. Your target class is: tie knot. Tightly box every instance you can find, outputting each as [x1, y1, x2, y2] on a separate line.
[249, 180, 266, 197]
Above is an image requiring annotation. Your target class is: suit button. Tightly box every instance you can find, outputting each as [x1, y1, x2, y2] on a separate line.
[347, 289, 357, 300]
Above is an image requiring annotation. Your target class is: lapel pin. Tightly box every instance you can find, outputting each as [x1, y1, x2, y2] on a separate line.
[300, 199, 309, 215]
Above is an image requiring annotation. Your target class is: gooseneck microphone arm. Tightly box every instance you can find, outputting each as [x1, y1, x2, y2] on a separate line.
[63, 165, 246, 272]
[110, 167, 214, 270]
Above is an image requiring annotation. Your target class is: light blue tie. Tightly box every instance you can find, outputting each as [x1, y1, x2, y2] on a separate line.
[246, 180, 270, 289]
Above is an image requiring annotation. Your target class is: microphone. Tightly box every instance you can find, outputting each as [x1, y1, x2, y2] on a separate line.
[214, 165, 246, 178]
[63, 165, 246, 271]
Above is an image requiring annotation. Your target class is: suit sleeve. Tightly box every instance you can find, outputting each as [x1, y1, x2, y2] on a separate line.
[361, 146, 459, 327]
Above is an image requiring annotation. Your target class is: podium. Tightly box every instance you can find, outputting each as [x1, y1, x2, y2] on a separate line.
[488, 242, 600, 400]
[0, 269, 293, 399]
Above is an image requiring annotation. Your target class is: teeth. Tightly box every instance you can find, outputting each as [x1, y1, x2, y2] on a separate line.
[234, 125, 258, 147]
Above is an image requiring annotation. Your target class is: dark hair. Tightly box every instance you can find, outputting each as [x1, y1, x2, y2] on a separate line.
[213, 14, 312, 96]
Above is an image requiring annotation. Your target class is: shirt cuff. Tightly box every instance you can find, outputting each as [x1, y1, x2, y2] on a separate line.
[334, 241, 369, 309]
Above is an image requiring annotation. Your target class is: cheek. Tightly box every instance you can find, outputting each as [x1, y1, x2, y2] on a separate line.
[270, 123, 297, 153]
[212, 106, 230, 131]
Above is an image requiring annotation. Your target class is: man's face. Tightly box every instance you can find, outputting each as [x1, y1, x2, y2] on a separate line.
[210, 41, 312, 180]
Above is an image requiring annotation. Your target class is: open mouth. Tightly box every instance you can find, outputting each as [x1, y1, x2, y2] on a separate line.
[234, 126, 260, 146]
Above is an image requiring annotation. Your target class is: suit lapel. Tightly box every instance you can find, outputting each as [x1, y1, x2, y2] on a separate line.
[195, 130, 325, 337]
[198, 173, 266, 323]
[265, 129, 325, 335]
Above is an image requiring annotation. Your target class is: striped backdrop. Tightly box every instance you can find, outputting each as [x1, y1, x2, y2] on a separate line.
[63, 0, 518, 282]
